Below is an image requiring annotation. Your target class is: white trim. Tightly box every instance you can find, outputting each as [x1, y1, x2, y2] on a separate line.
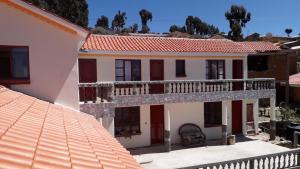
[79, 50, 249, 57]
[10, 0, 89, 38]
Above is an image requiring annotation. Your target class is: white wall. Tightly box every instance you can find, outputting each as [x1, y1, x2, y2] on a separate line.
[0, 3, 81, 110]
[79, 56, 246, 82]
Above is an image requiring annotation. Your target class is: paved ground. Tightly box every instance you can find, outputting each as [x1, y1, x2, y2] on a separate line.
[133, 140, 290, 169]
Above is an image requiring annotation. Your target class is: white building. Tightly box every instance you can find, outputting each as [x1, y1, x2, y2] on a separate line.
[79, 35, 277, 148]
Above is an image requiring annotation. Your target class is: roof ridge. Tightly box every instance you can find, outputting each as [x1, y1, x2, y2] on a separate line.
[91, 34, 233, 42]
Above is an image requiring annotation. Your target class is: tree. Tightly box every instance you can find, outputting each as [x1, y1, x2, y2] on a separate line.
[285, 28, 293, 37]
[25, 0, 89, 27]
[169, 25, 186, 33]
[225, 5, 251, 41]
[185, 16, 195, 35]
[183, 16, 219, 36]
[132, 23, 138, 33]
[95, 15, 109, 29]
[112, 10, 127, 32]
[139, 9, 153, 33]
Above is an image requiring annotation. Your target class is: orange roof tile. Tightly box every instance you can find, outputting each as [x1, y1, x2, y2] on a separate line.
[0, 86, 142, 169]
[290, 73, 300, 85]
[240, 41, 281, 52]
[82, 34, 255, 53]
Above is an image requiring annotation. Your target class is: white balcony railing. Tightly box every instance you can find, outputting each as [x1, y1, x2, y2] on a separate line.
[78, 78, 275, 103]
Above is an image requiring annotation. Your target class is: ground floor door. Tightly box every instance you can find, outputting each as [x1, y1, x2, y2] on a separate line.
[78, 59, 97, 102]
[232, 100, 243, 134]
[150, 105, 164, 144]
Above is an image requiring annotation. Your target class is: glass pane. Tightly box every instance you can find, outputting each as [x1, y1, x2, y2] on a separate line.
[132, 60, 141, 81]
[116, 76, 124, 81]
[124, 61, 131, 81]
[115, 60, 123, 68]
[12, 48, 29, 78]
[115, 68, 123, 77]
[0, 49, 11, 78]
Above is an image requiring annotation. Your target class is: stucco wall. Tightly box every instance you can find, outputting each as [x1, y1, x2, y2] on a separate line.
[117, 101, 236, 148]
[0, 3, 80, 110]
[79, 56, 246, 81]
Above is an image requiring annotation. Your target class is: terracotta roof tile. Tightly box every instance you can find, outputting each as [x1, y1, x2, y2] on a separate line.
[82, 34, 255, 53]
[239, 41, 281, 52]
[0, 87, 142, 169]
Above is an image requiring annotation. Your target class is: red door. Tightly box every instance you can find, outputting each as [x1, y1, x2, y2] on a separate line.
[232, 60, 243, 90]
[150, 60, 164, 94]
[232, 100, 243, 134]
[79, 59, 97, 102]
[150, 105, 164, 144]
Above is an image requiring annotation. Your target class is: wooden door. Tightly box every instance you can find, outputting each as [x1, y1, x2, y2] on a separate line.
[232, 100, 243, 134]
[79, 59, 97, 102]
[150, 60, 164, 94]
[150, 105, 164, 144]
[232, 60, 243, 90]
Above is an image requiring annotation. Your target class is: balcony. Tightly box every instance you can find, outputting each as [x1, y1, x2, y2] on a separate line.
[79, 79, 276, 117]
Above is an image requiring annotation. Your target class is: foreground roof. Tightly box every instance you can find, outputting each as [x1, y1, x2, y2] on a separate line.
[0, 86, 141, 169]
[240, 41, 281, 52]
[290, 73, 300, 85]
[82, 34, 255, 54]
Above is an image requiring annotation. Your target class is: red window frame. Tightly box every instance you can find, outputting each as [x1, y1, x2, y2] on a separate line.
[115, 59, 141, 81]
[176, 60, 186, 77]
[206, 60, 225, 79]
[0, 45, 30, 85]
[204, 102, 222, 128]
[115, 106, 141, 137]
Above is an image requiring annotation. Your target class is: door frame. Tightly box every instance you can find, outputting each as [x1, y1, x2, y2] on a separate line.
[150, 105, 165, 144]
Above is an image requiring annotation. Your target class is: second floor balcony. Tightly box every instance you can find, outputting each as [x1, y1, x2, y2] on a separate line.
[79, 78, 276, 111]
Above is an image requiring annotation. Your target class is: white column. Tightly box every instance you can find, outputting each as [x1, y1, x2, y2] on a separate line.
[270, 97, 276, 140]
[242, 101, 247, 135]
[164, 109, 171, 151]
[253, 99, 259, 134]
[222, 101, 229, 145]
[102, 116, 115, 137]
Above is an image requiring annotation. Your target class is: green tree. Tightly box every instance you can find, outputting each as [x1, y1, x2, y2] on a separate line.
[225, 5, 251, 41]
[132, 23, 139, 33]
[95, 15, 109, 29]
[139, 9, 153, 33]
[25, 0, 89, 27]
[285, 28, 293, 37]
[169, 25, 186, 33]
[185, 16, 195, 35]
[112, 10, 127, 32]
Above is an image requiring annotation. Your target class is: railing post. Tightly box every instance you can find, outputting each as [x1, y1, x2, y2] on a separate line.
[164, 82, 169, 94]
[133, 83, 137, 95]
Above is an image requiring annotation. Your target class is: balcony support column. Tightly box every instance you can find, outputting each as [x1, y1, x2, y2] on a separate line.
[222, 101, 229, 145]
[101, 107, 115, 137]
[164, 109, 171, 152]
[270, 97, 276, 140]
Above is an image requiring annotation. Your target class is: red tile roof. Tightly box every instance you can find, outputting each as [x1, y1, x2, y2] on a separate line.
[240, 41, 281, 52]
[0, 86, 142, 169]
[82, 35, 255, 53]
[290, 73, 300, 85]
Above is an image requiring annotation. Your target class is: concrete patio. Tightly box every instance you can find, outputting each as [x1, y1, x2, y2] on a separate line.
[131, 139, 290, 169]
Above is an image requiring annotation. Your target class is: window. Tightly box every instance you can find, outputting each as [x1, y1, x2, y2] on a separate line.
[115, 60, 141, 81]
[206, 60, 225, 79]
[115, 106, 141, 137]
[204, 102, 222, 127]
[0, 46, 30, 82]
[176, 60, 186, 77]
[248, 55, 268, 71]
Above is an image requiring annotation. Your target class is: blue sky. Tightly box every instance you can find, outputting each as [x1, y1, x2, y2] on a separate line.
[87, 0, 300, 36]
